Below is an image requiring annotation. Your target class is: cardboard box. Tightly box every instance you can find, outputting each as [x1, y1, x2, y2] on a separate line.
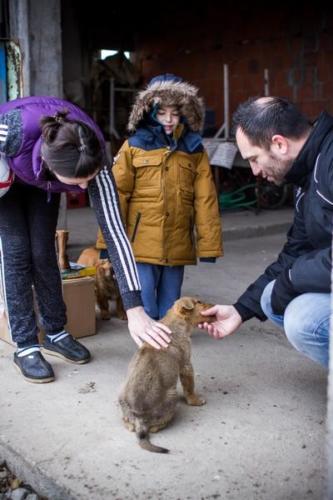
[0, 311, 13, 345]
[0, 277, 96, 346]
[60, 276, 96, 338]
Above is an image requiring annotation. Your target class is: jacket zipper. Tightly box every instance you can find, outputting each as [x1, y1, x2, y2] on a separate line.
[189, 215, 194, 246]
[131, 212, 141, 242]
[162, 149, 172, 263]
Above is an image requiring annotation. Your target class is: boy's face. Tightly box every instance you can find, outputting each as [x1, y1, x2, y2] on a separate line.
[156, 106, 180, 135]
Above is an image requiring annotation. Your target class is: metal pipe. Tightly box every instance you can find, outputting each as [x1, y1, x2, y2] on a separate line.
[264, 68, 270, 96]
[224, 64, 229, 139]
[109, 77, 119, 139]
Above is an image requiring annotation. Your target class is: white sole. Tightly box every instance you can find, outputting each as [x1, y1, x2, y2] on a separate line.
[13, 361, 55, 384]
[41, 347, 90, 365]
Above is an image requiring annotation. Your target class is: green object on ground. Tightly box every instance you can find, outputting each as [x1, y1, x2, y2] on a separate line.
[219, 183, 257, 210]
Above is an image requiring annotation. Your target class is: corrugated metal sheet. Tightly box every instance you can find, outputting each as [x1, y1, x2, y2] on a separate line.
[6, 40, 22, 99]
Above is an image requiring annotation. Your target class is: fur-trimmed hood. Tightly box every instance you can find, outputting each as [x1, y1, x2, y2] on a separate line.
[128, 74, 205, 133]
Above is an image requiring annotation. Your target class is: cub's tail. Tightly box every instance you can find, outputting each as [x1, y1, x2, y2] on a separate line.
[135, 419, 169, 454]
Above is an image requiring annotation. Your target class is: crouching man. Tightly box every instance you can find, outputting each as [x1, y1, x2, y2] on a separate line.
[200, 96, 332, 368]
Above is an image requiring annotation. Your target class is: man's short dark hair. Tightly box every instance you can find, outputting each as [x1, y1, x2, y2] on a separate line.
[232, 97, 311, 148]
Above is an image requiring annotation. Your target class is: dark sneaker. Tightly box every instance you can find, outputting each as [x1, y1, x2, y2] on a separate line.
[14, 350, 55, 383]
[42, 334, 91, 364]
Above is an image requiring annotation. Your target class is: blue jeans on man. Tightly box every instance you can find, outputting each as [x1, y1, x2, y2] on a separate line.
[136, 263, 185, 320]
[260, 280, 330, 368]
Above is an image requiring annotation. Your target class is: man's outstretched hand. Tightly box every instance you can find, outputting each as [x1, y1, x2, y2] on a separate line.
[198, 305, 243, 339]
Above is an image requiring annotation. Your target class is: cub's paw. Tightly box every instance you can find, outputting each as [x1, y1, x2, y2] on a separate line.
[117, 311, 127, 321]
[100, 311, 111, 320]
[123, 420, 135, 432]
[185, 394, 206, 406]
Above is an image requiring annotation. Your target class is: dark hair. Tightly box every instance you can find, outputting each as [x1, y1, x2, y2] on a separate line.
[40, 110, 103, 178]
[232, 97, 311, 148]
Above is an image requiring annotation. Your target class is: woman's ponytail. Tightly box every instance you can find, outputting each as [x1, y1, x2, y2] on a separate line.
[40, 110, 70, 143]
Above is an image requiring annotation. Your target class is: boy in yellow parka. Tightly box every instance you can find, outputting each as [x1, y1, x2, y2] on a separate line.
[96, 73, 223, 319]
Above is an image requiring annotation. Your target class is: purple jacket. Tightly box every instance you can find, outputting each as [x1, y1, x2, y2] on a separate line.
[0, 96, 105, 193]
[0, 96, 142, 310]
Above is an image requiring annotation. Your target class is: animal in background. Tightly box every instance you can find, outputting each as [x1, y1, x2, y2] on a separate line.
[77, 247, 126, 320]
[55, 229, 70, 271]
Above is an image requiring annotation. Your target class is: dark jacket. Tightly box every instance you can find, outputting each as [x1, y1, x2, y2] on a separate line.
[234, 112, 333, 321]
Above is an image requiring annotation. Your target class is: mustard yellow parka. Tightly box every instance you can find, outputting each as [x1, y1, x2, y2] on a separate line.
[96, 76, 223, 265]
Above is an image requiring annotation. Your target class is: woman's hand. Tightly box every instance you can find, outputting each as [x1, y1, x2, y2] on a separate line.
[126, 306, 172, 349]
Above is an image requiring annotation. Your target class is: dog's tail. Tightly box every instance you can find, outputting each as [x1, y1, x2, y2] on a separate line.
[135, 419, 169, 454]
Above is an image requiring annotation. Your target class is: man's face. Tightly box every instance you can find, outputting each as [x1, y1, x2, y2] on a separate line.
[235, 128, 294, 185]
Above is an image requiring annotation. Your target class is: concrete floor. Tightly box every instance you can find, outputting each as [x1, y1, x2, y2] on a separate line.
[0, 207, 328, 500]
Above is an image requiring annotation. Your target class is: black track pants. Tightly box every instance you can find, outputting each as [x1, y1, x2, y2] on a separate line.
[0, 183, 67, 347]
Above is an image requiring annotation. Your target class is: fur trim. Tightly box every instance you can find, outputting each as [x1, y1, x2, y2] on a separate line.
[128, 80, 205, 133]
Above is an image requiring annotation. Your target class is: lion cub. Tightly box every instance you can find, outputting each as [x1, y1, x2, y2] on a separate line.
[118, 296, 215, 453]
[77, 247, 126, 320]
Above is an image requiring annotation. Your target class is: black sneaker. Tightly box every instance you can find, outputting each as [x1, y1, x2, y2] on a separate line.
[14, 350, 55, 383]
[42, 334, 91, 364]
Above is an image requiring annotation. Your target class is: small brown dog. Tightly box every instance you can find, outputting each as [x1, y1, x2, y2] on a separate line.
[118, 296, 215, 453]
[77, 247, 126, 320]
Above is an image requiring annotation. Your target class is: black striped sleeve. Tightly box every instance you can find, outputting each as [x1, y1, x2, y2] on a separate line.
[88, 165, 142, 310]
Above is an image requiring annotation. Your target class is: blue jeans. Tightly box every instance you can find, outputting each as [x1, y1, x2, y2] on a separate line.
[260, 280, 330, 368]
[136, 263, 185, 319]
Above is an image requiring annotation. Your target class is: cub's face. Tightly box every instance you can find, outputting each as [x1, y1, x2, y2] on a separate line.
[174, 297, 215, 326]
[96, 259, 112, 279]
[95, 259, 119, 296]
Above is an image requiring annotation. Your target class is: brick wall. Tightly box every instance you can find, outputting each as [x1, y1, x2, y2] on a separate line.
[133, 5, 333, 125]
